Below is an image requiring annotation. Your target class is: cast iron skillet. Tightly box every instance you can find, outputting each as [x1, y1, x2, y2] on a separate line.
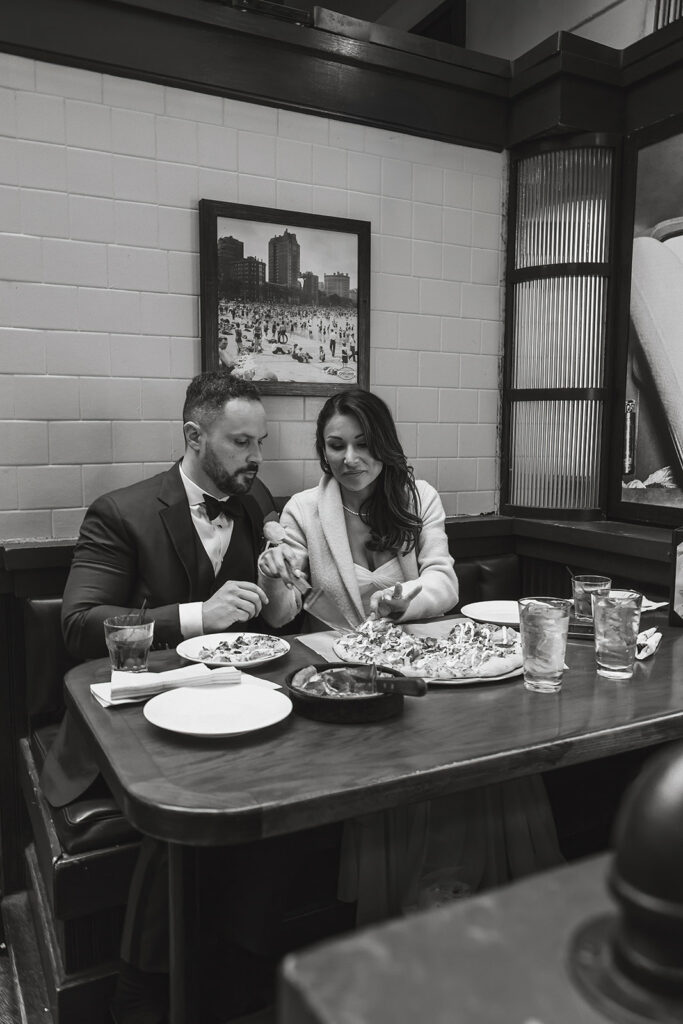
[284, 662, 426, 724]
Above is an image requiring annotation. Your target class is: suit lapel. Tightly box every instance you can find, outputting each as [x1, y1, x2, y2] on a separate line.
[158, 463, 200, 597]
[318, 476, 365, 621]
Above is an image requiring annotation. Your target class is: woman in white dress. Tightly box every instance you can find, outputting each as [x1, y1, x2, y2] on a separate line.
[259, 389, 562, 924]
[259, 388, 458, 632]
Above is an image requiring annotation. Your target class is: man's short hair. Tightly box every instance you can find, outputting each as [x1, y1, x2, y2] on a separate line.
[183, 371, 261, 428]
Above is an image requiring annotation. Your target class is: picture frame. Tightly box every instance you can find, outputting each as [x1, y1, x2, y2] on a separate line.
[608, 113, 683, 525]
[199, 200, 370, 396]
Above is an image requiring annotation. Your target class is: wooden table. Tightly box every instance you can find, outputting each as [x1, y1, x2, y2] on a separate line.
[63, 615, 683, 1022]
[279, 853, 615, 1024]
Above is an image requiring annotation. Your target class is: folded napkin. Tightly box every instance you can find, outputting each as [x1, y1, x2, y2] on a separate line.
[636, 627, 663, 660]
[642, 597, 668, 612]
[92, 663, 241, 707]
[112, 664, 240, 700]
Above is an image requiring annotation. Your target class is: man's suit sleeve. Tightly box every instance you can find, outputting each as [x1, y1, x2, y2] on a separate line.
[62, 495, 182, 661]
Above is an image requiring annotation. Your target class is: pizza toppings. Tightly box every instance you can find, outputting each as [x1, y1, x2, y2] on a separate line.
[291, 666, 383, 699]
[197, 634, 288, 664]
[334, 618, 522, 680]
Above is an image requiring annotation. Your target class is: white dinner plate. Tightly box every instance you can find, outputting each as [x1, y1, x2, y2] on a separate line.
[176, 632, 290, 668]
[143, 685, 292, 737]
[460, 600, 520, 626]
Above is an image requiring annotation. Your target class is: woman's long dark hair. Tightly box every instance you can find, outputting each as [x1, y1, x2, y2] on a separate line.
[315, 389, 422, 553]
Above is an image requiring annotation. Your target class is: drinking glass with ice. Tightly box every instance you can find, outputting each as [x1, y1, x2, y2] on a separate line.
[518, 597, 571, 693]
[593, 590, 643, 679]
[104, 616, 154, 672]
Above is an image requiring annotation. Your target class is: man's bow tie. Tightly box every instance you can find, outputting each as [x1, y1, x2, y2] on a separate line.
[202, 493, 243, 522]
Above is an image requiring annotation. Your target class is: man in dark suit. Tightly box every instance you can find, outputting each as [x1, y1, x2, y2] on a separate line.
[41, 371, 276, 1023]
[42, 371, 270, 806]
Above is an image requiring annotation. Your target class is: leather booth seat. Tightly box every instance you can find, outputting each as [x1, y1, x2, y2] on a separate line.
[19, 597, 142, 1024]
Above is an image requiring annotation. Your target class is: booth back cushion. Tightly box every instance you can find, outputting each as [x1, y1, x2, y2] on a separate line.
[452, 553, 521, 611]
[24, 597, 76, 721]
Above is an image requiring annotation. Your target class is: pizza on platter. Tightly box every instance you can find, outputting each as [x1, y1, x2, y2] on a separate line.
[333, 618, 522, 680]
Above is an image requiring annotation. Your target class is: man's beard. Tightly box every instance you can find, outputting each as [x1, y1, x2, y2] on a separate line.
[201, 441, 257, 495]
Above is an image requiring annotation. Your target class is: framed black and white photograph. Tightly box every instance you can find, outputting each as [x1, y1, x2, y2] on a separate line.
[613, 114, 683, 524]
[199, 200, 370, 396]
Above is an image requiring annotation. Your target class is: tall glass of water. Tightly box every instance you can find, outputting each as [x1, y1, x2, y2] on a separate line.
[518, 597, 571, 693]
[593, 590, 642, 679]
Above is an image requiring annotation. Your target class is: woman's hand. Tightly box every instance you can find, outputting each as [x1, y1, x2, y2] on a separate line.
[370, 581, 423, 620]
[258, 543, 307, 591]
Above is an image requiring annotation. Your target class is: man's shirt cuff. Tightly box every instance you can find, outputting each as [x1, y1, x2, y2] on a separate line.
[179, 602, 204, 638]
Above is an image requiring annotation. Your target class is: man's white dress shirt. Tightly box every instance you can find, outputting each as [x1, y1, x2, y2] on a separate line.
[178, 462, 235, 638]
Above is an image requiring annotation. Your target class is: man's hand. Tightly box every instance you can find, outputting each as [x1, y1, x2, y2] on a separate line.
[369, 582, 423, 620]
[258, 543, 306, 591]
[202, 580, 268, 632]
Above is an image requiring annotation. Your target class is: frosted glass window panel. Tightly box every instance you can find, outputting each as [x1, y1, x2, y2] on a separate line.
[509, 400, 602, 509]
[512, 276, 607, 389]
[654, 0, 683, 31]
[515, 149, 612, 268]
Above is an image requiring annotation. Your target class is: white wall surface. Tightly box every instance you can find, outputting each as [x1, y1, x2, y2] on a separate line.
[0, 52, 505, 540]
[467, 0, 654, 60]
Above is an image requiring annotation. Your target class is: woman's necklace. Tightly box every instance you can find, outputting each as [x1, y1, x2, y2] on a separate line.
[342, 503, 361, 517]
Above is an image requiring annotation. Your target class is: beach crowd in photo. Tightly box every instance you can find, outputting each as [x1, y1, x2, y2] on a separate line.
[217, 300, 359, 383]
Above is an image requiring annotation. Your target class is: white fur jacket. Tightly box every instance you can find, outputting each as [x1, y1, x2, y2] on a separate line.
[261, 475, 459, 628]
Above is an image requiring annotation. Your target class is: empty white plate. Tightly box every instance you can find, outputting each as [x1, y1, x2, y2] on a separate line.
[143, 685, 292, 737]
[460, 600, 520, 626]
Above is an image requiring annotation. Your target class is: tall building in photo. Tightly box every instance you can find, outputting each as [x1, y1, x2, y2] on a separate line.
[300, 271, 319, 304]
[324, 271, 350, 301]
[268, 228, 301, 289]
[228, 256, 266, 301]
[217, 235, 244, 288]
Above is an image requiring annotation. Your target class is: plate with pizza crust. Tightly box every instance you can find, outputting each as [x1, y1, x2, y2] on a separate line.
[330, 654, 523, 686]
[426, 665, 523, 686]
[332, 618, 523, 685]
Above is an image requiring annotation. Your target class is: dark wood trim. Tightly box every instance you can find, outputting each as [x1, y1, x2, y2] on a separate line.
[0, 0, 509, 150]
[312, 6, 508, 80]
[512, 517, 672, 595]
[599, 136, 624, 514]
[2, 541, 75, 573]
[511, 264, 610, 282]
[510, 31, 622, 81]
[507, 388, 606, 401]
[2, 1, 682, 150]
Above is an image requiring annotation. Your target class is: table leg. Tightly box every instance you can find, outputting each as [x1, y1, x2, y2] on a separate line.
[168, 842, 200, 1024]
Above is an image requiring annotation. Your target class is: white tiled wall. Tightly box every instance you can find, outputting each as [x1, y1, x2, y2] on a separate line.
[0, 52, 506, 540]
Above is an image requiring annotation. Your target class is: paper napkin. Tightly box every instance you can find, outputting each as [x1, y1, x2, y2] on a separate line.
[642, 597, 668, 612]
[636, 627, 663, 660]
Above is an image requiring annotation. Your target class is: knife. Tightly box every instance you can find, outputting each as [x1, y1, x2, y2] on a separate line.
[359, 673, 428, 697]
[347, 663, 428, 697]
